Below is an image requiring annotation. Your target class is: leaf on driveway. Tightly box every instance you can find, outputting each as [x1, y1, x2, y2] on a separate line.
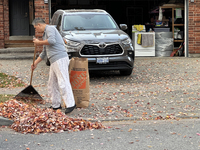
[128, 128, 132, 132]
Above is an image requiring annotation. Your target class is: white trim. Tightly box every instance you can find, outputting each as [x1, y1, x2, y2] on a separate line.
[184, 0, 189, 57]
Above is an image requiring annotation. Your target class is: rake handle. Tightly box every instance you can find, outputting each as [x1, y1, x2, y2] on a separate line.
[30, 46, 37, 85]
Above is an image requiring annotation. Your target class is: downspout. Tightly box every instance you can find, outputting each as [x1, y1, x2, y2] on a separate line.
[185, 0, 189, 57]
[48, 0, 51, 24]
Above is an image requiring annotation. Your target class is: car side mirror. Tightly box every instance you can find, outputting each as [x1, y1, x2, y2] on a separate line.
[120, 24, 128, 30]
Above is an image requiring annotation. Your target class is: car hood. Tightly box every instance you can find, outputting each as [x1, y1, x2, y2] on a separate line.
[61, 30, 129, 44]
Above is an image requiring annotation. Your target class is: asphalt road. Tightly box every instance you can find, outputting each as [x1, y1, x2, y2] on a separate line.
[1, 119, 200, 150]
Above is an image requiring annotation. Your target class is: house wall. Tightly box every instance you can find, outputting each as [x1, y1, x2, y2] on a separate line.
[34, 0, 49, 52]
[0, 0, 9, 48]
[189, 0, 200, 55]
[0, 0, 49, 50]
[34, 0, 49, 37]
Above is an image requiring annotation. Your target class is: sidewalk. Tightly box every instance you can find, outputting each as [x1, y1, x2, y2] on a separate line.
[1, 56, 200, 126]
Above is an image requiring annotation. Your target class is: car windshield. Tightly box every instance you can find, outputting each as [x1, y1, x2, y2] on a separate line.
[62, 14, 118, 31]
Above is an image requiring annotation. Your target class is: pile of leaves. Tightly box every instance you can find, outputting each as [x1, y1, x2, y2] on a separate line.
[0, 99, 105, 134]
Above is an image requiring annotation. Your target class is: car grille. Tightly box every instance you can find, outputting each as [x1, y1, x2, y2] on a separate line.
[80, 44, 123, 56]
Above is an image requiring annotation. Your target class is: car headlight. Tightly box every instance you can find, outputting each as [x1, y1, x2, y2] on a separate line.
[122, 38, 132, 45]
[63, 39, 83, 53]
[64, 39, 81, 47]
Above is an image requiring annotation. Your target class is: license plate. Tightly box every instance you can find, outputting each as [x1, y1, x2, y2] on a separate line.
[96, 57, 109, 64]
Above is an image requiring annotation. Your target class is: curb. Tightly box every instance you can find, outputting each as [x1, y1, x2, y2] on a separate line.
[1, 115, 199, 126]
[0, 116, 14, 126]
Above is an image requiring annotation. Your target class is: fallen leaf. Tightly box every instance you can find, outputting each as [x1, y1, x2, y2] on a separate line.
[128, 128, 132, 132]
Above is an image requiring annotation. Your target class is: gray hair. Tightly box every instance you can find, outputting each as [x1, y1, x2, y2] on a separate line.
[32, 18, 45, 26]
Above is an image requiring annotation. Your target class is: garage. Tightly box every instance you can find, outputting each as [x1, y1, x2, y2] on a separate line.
[50, 0, 173, 36]
[48, 0, 186, 57]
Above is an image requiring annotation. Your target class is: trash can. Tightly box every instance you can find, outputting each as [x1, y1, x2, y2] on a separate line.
[155, 32, 173, 57]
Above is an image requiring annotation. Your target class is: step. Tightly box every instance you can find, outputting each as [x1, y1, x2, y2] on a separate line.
[5, 43, 34, 48]
[0, 53, 34, 60]
[0, 47, 34, 53]
[0, 47, 35, 60]
[9, 36, 33, 40]
[5, 40, 34, 48]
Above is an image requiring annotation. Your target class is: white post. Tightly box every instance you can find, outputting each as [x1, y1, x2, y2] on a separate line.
[184, 0, 189, 57]
[48, 0, 51, 24]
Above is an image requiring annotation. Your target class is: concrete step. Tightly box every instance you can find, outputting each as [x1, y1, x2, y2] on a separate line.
[5, 43, 34, 48]
[0, 47, 35, 60]
[5, 40, 34, 48]
[0, 47, 34, 53]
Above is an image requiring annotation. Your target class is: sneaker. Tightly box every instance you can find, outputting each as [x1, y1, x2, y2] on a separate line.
[49, 105, 62, 110]
[65, 105, 76, 114]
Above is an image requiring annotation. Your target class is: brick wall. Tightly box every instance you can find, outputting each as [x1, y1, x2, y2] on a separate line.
[0, 0, 4, 48]
[0, 0, 9, 49]
[0, 0, 7, 48]
[4, 0, 8, 41]
[34, 0, 49, 52]
[0, 0, 49, 50]
[189, 0, 200, 54]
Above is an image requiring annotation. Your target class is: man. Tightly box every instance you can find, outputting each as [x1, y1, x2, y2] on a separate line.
[31, 18, 76, 114]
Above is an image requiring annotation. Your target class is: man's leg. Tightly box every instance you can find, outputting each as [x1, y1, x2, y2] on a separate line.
[53, 57, 75, 108]
[48, 63, 62, 108]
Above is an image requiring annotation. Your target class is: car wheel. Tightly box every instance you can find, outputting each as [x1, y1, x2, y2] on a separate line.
[120, 69, 133, 76]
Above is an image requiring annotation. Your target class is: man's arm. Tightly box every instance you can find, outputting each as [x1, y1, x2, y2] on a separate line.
[31, 56, 43, 71]
[33, 39, 49, 46]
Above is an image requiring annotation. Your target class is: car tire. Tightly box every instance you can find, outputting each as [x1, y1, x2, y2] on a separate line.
[120, 69, 133, 76]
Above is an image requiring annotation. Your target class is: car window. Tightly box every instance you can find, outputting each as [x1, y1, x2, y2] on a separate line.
[62, 14, 117, 31]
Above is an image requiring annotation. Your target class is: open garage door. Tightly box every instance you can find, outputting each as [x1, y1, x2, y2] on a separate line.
[50, 0, 173, 36]
[49, 0, 185, 57]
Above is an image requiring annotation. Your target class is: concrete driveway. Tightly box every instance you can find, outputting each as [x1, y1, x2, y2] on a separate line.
[1, 57, 200, 122]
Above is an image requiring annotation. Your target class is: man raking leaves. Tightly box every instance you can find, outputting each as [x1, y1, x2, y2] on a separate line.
[31, 18, 76, 114]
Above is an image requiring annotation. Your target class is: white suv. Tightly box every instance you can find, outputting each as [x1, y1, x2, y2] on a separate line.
[50, 9, 135, 76]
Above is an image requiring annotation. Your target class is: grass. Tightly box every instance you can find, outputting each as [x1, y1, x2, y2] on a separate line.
[0, 73, 25, 103]
[0, 73, 25, 88]
[0, 94, 39, 108]
[0, 73, 43, 105]
[0, 94, 14, 103]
